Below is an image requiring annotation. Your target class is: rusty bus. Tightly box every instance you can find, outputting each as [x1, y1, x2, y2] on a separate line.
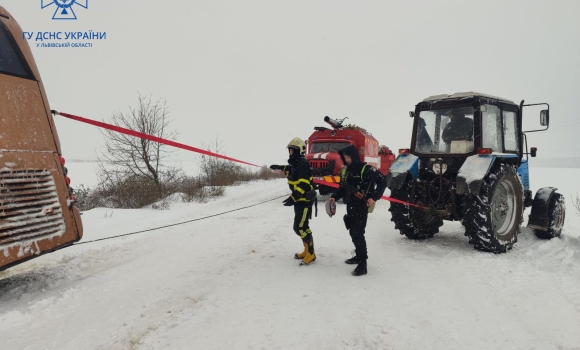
[0, 7, 83, 271]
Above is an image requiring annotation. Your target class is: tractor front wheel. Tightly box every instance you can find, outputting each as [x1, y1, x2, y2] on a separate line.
[463, 164, 524, 253]
[534, 193, 565, 239]
[389, 177, 443, 240]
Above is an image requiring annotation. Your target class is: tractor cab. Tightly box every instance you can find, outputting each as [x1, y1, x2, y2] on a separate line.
[408, 93, 523, 174]
[388, 92, 564, 254]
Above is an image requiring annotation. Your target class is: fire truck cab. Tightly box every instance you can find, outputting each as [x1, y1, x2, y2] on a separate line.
[307, 117, 395, 194]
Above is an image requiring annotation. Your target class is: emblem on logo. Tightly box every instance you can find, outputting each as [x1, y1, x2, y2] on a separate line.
[41, 0, 88, 20]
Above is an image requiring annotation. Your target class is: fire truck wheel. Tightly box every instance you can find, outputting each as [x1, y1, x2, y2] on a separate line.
[389, 176, 442, 240]
[534, 193, 565, 239]
[463, 163, 524, 253]
[318, 186, 333, 196]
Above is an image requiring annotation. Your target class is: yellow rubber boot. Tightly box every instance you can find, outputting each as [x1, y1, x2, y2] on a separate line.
[294, 242, 308, 260]
[301, 239, 316, 265]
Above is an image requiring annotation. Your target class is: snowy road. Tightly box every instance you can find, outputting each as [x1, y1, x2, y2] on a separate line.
[1, 170, 580, 350]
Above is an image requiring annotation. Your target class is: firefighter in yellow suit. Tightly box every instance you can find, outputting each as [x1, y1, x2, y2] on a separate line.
[270, 137, 317, 265]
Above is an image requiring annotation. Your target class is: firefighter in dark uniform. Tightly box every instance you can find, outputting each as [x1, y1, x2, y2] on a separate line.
[329, 145, 387, 276]
[270, 137, 317, 265]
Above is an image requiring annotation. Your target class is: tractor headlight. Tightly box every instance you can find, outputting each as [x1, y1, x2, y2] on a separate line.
[432, 163, 447, 175]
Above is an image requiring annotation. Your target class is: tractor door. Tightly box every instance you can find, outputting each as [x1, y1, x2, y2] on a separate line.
[481, 104, 503, 153]
[502, 108, 520, 156]
[480, 103, 520, 158]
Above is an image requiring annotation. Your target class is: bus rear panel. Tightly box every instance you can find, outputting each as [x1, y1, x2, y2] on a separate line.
[0, 7, 83, 271]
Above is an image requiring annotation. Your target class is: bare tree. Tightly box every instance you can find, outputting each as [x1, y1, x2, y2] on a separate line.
[572, 194, 580, 215]
[97, 94, 180, 193]
[79, 103, 282, 210]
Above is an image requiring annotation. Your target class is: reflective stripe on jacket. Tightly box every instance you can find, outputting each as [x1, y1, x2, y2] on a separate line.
[285, 156, 314, 202]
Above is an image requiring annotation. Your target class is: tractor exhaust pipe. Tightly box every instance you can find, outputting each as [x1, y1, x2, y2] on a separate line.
[324, 116, 342, 129]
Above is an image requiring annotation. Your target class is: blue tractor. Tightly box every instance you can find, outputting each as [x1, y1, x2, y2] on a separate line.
[387, 92, 565, 253]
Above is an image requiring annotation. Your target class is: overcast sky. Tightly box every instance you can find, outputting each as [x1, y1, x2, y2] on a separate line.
[4, 0, 580, 167]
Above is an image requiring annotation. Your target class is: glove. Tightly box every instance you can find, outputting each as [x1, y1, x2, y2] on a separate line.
[270, 165, 283, 171]
[325, 199, 336, 217]
[283, 196, 295, 206]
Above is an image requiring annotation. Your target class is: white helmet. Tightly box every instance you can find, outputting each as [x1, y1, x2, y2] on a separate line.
[287, 137, 306, 154]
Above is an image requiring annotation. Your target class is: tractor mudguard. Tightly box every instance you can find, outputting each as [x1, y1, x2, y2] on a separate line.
[528, 187, 558, 231]
[457, 153, 519, 195]
[386, 154, 419, 190]
[456, 154, 496, 195]
[517, 159, 530, 191]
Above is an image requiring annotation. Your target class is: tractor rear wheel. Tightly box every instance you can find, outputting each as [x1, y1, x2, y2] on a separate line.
[389, 177, 443, 239]
[463, 164, 524, 253]
[534, 193, 565, 239]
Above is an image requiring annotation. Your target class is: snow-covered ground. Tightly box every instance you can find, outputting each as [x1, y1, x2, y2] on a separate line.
[1, 168, 579, 350]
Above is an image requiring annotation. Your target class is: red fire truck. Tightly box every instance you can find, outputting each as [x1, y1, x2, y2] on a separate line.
[307, 117, 396, 194]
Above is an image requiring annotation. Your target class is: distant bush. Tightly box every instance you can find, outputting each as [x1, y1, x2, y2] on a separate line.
[75, 165, 282, 211]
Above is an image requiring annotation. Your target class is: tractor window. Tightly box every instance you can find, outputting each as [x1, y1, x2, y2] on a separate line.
[503, 110, 519, 151]
[310, 142, 350, 153]
[416, 107, 474, 154]
[481, 105, 502, 152]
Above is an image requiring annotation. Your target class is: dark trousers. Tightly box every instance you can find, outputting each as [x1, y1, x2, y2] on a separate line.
[293, 202, 313, 245]
[344, 204, 369, 261]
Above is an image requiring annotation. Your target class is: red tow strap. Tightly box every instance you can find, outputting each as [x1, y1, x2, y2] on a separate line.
[55, 111, 259, 167]
[54, 111, 426, 210]
[311, 179, 427, 209]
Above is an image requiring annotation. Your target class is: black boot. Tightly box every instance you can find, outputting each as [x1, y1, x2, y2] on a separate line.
[352, 261, 367, 276]
[345, 250, 358, 265]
